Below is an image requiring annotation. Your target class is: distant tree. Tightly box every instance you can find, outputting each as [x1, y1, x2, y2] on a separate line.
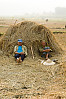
[55, 7, 66, 16]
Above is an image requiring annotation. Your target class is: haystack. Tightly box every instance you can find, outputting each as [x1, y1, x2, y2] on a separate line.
[0, 21, 62, 56]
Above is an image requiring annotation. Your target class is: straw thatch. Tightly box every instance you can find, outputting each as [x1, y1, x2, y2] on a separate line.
[0, 21, 62, 56]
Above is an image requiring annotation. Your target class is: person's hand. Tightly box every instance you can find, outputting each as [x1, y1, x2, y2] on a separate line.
[20, 52, 24, 55]
[43, 49, 51, 52]
[45, 49, 50, 52]
[15, 52, 19, 54]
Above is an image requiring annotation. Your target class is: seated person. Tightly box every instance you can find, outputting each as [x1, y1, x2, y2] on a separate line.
[39, 40, 52, 60]
[14, 39, 27, 63]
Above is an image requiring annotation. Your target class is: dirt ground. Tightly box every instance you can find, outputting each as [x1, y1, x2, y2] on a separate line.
[0, 18, 66, 99]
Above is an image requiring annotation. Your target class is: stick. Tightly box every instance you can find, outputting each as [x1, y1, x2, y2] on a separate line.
[14, 20, 17, 25]
[31, 45, 34, 59]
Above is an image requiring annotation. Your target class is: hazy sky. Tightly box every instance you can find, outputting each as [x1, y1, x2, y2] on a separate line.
[0, 0, 66, 16]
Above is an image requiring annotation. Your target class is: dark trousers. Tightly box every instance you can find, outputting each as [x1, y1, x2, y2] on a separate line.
[41, 52, 51, 58]
[15, 54, 25, 61]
